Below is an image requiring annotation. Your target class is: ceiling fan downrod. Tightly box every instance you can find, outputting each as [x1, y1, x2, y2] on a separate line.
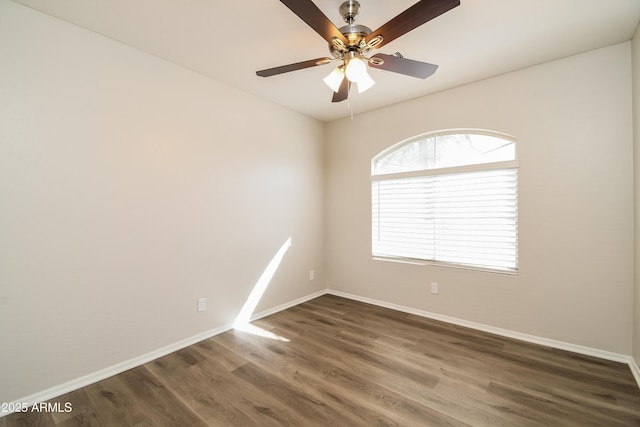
[340, 0, 360, 24]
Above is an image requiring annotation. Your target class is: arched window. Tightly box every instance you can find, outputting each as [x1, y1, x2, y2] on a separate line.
[371, 130, 518, 273]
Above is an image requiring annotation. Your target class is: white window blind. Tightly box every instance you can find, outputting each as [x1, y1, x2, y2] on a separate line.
[371, 131, 518, 273]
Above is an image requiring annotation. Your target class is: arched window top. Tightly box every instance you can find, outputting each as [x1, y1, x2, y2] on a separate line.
[372, 130, 516, 176]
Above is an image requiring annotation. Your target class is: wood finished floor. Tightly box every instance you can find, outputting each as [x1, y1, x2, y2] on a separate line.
[2, 294, 640, 426]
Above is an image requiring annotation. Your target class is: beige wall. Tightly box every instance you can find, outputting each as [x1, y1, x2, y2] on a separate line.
[326, 42, 634, 355]
[0, 0, 325, 403]
[633, 24, 640, 370]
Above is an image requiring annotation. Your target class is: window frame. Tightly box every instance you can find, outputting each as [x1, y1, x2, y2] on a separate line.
[371, 129, 519, 275]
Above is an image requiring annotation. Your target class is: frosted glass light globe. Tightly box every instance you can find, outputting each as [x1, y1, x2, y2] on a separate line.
[345, 57, 367, 82]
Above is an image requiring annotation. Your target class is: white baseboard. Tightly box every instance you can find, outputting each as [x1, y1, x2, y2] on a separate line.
[1, 289, 326, 418]
[326, 289, 634, 366]
[249, 289, 327, 323]
[630, 357, 640, 389]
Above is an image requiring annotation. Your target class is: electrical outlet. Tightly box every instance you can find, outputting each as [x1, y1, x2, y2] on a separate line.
[197, 297, 206, 312]
[430, 282, 439, 295]
[309, 270, 315, 281]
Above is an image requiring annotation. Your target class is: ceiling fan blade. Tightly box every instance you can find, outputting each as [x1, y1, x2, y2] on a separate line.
[332, 78, 349, 103]
[369, 54, 438, 79]
[256, 57, 332, 77]
[365, 0, 460, 49]
[279, 0, 348, 46]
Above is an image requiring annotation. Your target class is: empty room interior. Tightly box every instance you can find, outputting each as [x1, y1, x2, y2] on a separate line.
[2, 0, 640, 425]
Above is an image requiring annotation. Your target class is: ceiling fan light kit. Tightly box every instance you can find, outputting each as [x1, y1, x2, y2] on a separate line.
[257, 0, 460, 103]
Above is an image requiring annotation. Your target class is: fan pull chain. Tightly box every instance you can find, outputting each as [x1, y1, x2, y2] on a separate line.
[348, 82, 354, 120]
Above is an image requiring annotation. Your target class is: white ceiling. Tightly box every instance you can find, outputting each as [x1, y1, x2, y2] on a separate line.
[12, 0, 640, 122]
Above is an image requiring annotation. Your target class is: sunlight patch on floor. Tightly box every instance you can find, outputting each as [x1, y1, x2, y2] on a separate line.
[234, 322, 290, 342]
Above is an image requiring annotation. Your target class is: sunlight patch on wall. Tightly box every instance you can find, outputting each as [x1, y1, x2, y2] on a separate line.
[233, 237, 292, 341]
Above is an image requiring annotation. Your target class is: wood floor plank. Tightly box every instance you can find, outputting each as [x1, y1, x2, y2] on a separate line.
[223, 321, 472, 426]
[216, 330, 406, 426]
[235, 334, 435, 426]
[154, 362, 282, 425]
[0, 411, 55, 427]
[2, 294, 639, 426]
[261, 317, 520, 427]
[486, 380, 637, 427]
[86, 365, 208, 426]
[184, 341, 314, 426]
[259, 307, 443, 388]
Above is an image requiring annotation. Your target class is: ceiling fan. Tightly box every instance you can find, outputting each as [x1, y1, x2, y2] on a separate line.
[256, 0, 460, 103]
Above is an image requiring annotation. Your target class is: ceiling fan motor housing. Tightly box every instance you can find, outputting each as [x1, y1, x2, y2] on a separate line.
[329, 1, 373, 59]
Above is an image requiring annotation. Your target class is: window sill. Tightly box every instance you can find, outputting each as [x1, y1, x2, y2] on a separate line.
[372, 256, 519, 276]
